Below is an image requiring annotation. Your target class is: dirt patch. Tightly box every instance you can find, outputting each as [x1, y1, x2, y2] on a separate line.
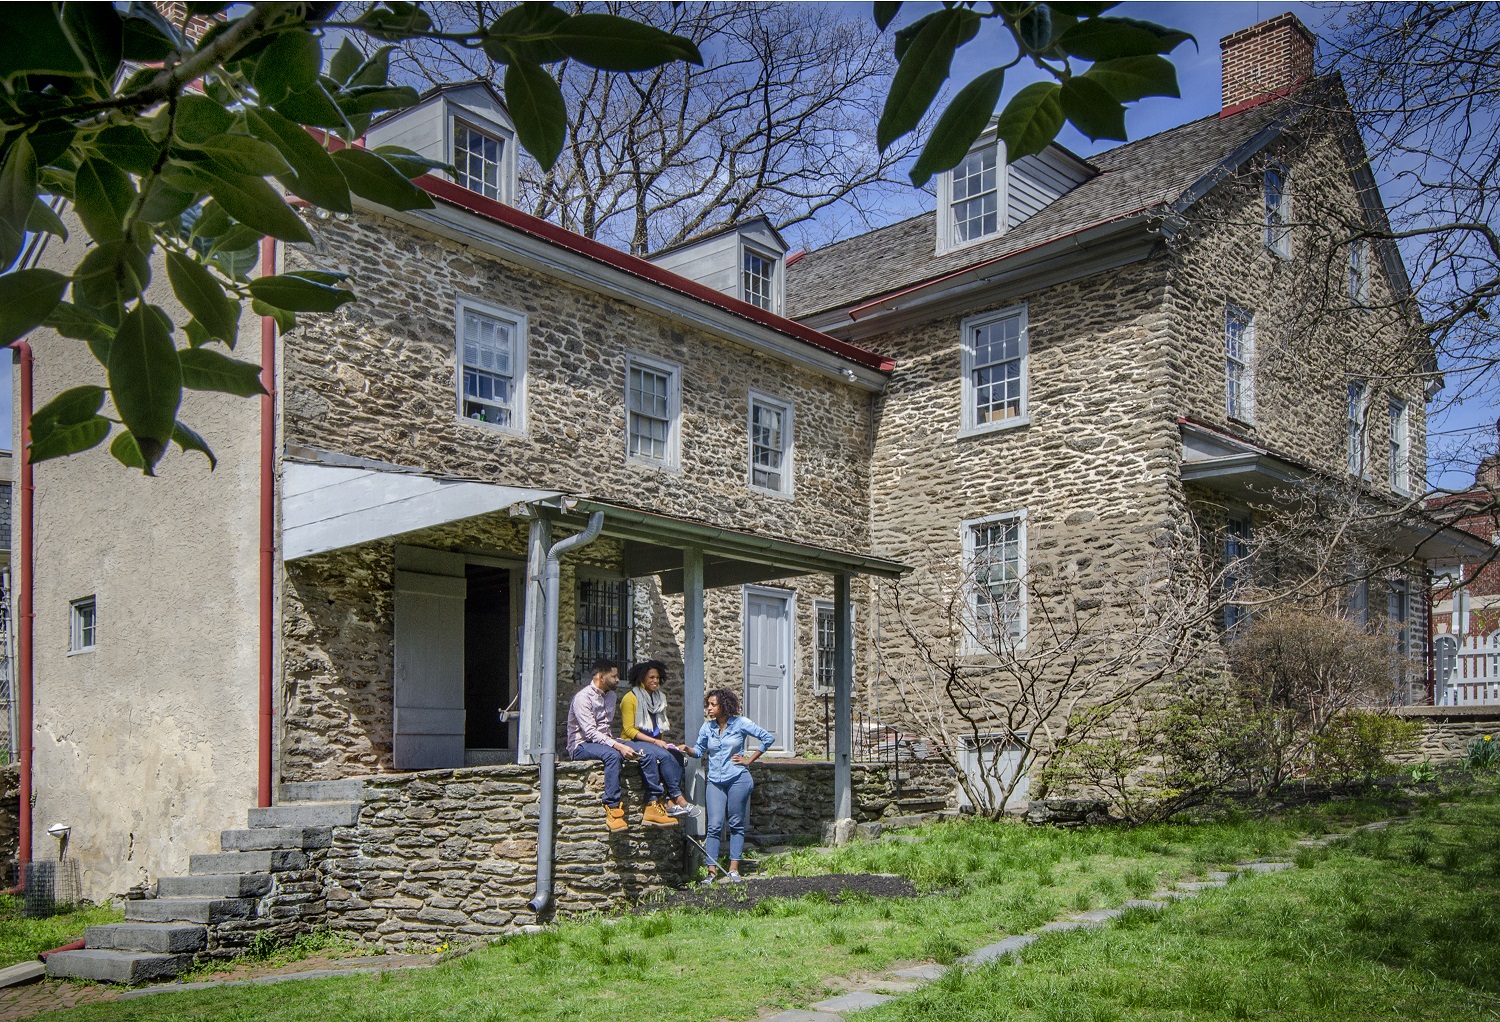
[644, 873, 919, 914]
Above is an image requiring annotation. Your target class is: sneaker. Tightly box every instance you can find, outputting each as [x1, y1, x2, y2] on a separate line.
[701, 873, 718, 886]
[642, 801, 681, 828]
[666, 803, 700, 818]
[719, 871, 743, 884]
[604, 804, 628, 832]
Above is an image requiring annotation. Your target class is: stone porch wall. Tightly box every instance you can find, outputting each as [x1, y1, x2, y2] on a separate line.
[1389, 705, 1500, 764]
[290, 758, 958, 950]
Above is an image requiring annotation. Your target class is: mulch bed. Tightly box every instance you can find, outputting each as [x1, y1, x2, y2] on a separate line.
[644, 873, 920, 914]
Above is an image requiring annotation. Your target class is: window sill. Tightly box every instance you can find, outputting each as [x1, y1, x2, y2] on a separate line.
[66, 647, 96, 657]
[1227, 415, 1256, 432]
[626, 456, 682, 474]
[937, 229, 1006, 258]
[749, 483, 794, 501]
[959, 414, 1031, 439]
[458, 416, 525, 438]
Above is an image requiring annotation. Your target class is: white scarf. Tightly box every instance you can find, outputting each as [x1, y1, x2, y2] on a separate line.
[633, 685, 670, 736]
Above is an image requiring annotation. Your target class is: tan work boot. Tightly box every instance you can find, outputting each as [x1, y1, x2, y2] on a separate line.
[642, 801, 680, 828]
[605, 804, 628, 832]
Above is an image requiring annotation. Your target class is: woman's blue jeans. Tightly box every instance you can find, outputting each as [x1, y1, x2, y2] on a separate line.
[704, 771, 754, 863]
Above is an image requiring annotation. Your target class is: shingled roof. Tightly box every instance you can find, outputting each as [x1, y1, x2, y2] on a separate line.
[786, 95, 1298, 319]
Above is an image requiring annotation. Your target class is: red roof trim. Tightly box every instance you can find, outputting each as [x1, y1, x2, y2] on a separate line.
[414, 175, 895, 373]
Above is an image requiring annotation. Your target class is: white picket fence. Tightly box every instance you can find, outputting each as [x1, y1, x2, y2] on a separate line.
[1435, 633, 1500, 706]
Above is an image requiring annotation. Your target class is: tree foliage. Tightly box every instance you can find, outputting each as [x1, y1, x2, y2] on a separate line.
[0, 0, 699, 472]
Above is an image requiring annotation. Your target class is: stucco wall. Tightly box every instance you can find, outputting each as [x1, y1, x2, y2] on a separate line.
[23, 222, 264, 902]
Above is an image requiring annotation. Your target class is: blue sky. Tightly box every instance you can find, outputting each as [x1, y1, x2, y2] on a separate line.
[6, 1, 1489, 488]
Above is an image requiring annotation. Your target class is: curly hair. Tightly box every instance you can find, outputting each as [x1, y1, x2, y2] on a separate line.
[705, 687, 741, 718]
[628, 660, 668, 687]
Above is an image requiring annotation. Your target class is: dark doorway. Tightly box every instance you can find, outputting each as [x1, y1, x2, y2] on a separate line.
[464, 565, 513, 750]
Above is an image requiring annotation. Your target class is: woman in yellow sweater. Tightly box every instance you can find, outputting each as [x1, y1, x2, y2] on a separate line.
[621, 660, 699, 819]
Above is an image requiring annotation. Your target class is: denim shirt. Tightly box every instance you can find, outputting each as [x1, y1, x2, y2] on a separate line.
[690, 716, 775, 784]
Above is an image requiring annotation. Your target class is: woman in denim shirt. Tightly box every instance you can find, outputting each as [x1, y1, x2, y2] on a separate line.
[685, 687, 774, 883]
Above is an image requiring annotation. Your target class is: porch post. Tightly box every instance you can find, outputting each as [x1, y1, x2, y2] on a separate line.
[516, 515, 551, 765]
[682, 546, 706, 827]
[833, 571, 855, 837]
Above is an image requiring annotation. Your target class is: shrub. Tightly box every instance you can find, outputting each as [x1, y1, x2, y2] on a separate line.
[1312, 712, 1422, 785]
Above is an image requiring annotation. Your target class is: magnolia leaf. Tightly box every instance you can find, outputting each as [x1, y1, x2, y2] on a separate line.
[107, 303, 183, 472]
[61, 2, 124, 80]
[29, 386, 106, 442]
[877, 8, 981, 151]
[251, 30, 322, 106]
[44, 302, 115, 346]
[505, 59, 568, 171]
[1060, 75, 1127, 141]
[201, 167, 313, 244]
[328, 36, 364, 86]
[0, 268, 70, 345]
[1083, 54, 1181, 103]
[483, 4, 569, 64]
[109, 429, 147, 470]
[26, 197, 68, 240]
[29, 415, 111, 464]
[910, 68, 1005, 187]
[247, 273, 356, 312]
[73, 158, 136, 243]
[994, 81, 1065, 159]
[92, 124, 160, 174]
[187, 133, 293, 177]
[174, 94, 235, 144]
[874, 2, 903, 32]
[330, 147, 434, 211]
[550, 14, 704, 71]
[1056, 16, 1193, 61]
[177, 346, 267, 397]
[171, 420, 217, 469]
[247, 108, 353, 213]
[165, 251, 237, 343]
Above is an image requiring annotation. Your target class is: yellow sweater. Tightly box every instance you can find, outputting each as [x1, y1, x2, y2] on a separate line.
[618, 690, 667, 741]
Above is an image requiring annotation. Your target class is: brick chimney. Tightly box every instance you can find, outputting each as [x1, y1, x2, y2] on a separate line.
[1219, 13, 1316, 116]
[153, 2, 221, 44]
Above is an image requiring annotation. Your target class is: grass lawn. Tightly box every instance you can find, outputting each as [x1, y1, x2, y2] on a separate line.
[36, 784, 1497, 1021]
[0, 896, 122, 968]
[863, 788, 1500, 1021]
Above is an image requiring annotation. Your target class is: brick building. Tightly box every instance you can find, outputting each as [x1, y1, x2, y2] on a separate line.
[11, 12, 1487, 959]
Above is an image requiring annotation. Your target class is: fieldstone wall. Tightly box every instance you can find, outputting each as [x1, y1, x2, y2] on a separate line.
[321, 763, 683, 949]
[1390, 706, 1500, 764]
[748, 759, 958, 842]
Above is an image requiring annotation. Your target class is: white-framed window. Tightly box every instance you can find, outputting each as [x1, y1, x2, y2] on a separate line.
[1225, 305, 1255, 423]
[961, 304, 1028, 435]
[456, 299, 526, 432]
[1222, 514, 1253, 631]
[453, 119, 508, 201]
[69, 596, 96, 654]
[1388, 397, 1410, 494]
[813, 599, 836, 697]
[625, 353, 681, 469]
[962, 511, 1027, 648]
[936, 138, 1006, 253]
[1345, 575, 1369, 628]
[747, 391, 793, 496]
[740, 243, 780, 313]
[1348, 237, 1371, 306]
[1264, 162, 1291, 258]
[1347, 379, 1368, 477]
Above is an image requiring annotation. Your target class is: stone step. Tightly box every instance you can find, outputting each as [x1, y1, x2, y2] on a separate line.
[86, 922, 207, 954]
[158, 873, 272, 899]
[278, 779, 366, 803]
[248, 802, 359, 829]
[221, 826, 332, 852]
[45, 949, 191, 984]
[125, 897, 256, 924]
[191, 849, 308, 874]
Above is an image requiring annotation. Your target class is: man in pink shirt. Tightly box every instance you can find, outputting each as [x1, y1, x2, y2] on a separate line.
[566, 659, 679, 832]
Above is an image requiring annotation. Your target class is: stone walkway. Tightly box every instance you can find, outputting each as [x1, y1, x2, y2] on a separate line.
[759, 819, 1400, 1022]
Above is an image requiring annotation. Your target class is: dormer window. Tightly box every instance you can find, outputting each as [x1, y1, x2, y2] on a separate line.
[742, 244, 779, 312]
[936, 138, 1006, 254]
[454, 120, 507, 201]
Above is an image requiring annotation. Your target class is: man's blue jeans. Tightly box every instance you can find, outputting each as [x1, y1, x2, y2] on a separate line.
[571, 742, 667, 806]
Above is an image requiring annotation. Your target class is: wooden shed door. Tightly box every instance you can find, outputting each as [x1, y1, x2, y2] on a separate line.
[394, 548, 467, 769]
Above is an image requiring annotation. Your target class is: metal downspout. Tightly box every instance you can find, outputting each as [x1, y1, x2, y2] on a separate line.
[258, 235, 278, 808]
[528, 511, 604, 916]
[11, 342, 31, 864]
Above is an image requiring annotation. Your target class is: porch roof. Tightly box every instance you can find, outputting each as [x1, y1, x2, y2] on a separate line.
[282, 450, 909, 585]
[1179, 421, 1491, 563]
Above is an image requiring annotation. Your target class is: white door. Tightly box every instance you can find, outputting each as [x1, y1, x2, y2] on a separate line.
[743, 588, 792, 752]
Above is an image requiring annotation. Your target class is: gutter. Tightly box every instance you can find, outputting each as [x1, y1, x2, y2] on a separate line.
[258, 236, 278, 808]
[528, 510, 605, 917]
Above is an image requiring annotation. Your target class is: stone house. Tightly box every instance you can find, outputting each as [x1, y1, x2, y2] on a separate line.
[8, 13, 1487, 965]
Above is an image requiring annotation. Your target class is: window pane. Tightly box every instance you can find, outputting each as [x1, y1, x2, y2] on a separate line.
[461, 309, 516, 426]
[815, 605, 835, 695]
[743, 250, 775, 310]
[577, 578, 629, 673]
[627, 364, 674, 463]
[454, 123, 506, 200]
[971, 520, 1023, 642]
[951, 147, 999, 243]
[970, 314, 1025, 424]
